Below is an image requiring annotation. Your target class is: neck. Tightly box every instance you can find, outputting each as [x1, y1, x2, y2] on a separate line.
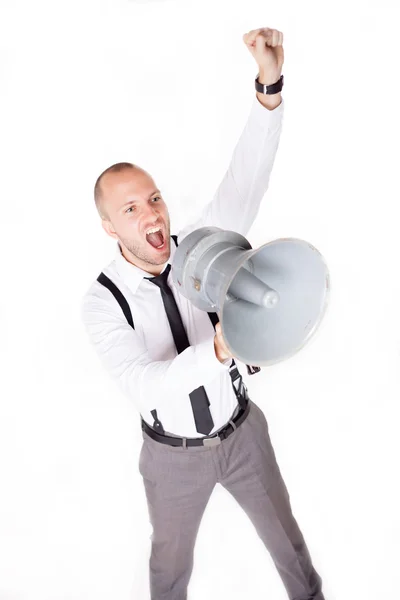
[119, 243, 168, 276]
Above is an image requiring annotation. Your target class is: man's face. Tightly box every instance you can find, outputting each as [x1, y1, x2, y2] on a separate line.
[100, 168, 171, 273]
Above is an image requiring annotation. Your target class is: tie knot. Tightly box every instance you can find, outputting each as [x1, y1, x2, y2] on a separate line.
[147, 263, 172, 291]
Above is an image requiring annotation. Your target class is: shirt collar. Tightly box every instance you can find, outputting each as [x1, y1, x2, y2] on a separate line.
[115, 236, 177, 295]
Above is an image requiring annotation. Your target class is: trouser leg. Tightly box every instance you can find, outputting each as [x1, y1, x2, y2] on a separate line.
[219, 401, 324, 600]
[139, 433, 217, 600]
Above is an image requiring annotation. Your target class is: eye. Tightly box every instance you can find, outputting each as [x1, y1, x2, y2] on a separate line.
[152, 196, 161, 202]
[125, 206, 134, 213]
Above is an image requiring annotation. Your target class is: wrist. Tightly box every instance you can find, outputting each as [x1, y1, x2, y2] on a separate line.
[258, 70, 282, 86]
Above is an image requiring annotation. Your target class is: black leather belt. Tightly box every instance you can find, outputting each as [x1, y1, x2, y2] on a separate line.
[141, 398, 250, 448]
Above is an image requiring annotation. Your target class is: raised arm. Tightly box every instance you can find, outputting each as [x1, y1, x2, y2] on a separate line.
[178, 27, 285, 242]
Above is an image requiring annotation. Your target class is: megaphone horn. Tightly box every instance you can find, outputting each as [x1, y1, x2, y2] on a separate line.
[171, 227, 329, 367]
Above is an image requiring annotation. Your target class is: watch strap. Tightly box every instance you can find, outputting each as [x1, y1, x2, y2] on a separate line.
[255, 74, 284, 95]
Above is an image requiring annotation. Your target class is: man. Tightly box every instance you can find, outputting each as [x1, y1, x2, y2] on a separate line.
[82, 27, 325, 600]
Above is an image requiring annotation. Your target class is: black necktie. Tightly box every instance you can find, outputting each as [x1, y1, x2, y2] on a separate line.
[146, 264, 214, 435]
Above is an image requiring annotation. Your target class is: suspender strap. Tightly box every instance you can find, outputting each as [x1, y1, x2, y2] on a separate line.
[97, 271, 164, 428]
[228, 363, 248, 410]
[97, 272, 134, 329]
[207, 310, 219, 329]
[205, 306, 247, 409]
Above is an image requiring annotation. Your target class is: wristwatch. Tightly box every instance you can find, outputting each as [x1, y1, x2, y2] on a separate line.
[255, 74, 284, 95]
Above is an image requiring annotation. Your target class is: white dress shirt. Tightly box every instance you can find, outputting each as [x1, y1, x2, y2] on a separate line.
[82, 96, 284, 438]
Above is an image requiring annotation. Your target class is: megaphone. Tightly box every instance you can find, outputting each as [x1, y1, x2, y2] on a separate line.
[171, 227, 329, 367]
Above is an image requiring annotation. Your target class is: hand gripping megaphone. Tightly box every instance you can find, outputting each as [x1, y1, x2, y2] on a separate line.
[171, 227, 330, 367]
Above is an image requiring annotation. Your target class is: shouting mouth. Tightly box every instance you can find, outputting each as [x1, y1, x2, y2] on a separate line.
[145, 226, 166, 250]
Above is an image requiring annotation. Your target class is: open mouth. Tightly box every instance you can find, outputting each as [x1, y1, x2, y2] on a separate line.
[145, 226, 166, 250]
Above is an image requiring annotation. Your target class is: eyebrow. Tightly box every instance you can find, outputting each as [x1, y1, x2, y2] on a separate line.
[121, 190, 161, 208]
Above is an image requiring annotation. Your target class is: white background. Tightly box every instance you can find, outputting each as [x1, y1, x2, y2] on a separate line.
[1, 0, 400, 598]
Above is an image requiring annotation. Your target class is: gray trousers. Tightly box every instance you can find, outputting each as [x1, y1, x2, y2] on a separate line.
[139, 400, 324, 600]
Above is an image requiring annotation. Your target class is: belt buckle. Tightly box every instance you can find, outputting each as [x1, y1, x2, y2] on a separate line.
[203, 435, 221, 447]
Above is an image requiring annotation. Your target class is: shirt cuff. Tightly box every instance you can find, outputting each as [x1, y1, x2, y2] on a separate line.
[194, 337, 231, 378]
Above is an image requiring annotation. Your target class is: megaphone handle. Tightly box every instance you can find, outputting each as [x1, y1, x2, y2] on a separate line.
[246, 365, 261, 375]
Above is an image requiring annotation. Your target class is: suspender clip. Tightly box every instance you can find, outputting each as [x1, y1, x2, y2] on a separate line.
[246, 364, 261, 375]
[150, 409, 165, 435]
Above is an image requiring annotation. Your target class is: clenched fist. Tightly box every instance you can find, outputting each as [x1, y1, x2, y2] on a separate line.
[243, 27, 284, 86]
[214, 322, 234, 363]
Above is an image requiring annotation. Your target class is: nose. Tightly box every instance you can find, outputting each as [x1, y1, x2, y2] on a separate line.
[141, 202, 160, 222]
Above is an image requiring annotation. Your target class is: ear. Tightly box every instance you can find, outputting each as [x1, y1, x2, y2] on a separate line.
[101, 218, 119, 240]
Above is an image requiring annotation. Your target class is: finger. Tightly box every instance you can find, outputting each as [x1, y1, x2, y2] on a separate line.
[216, 326, 228, 348]
[255, 33, 267, 53]
[244, 27, 264, 47]
[262, 27, 273, 37]
[242, 29, 254, 45]
[269, 29, 278, 47]
[279, 31, 283, 45]
[261, 28, 282, 47]
[243, 29, 256, 48]
[257, 28, 275, 49]
[218, 334, 230, 356]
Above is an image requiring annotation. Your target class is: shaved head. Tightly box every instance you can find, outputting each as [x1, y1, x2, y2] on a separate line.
[93, 161, 171, 275]
[94, 162, 142, 219]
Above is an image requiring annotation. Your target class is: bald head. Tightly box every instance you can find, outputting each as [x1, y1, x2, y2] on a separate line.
[93, 161, 171, 274]
[94, 162, 143, 219]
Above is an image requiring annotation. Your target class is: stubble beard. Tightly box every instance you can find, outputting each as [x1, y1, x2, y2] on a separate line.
[120, 222, 171, 267]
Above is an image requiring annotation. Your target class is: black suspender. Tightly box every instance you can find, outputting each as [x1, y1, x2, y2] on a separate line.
[97, 272, 134, 329]
[96, 235, 250, 431]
